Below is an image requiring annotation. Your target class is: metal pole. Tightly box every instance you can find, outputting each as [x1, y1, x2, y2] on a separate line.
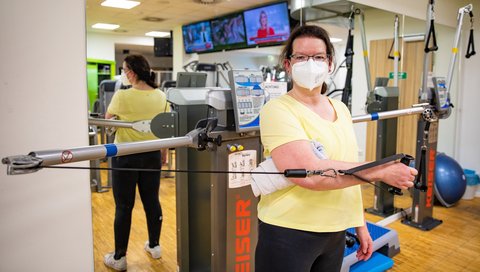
[352, 106, 425, 123]
[3, 106, 427, 175]
[2, 129, 201, 175]
[358, 9, 372, 92]
[446, 4, 473, 97]
[393, 15, 400, 87]
[34, 136, 194, 166]
[88, 118, 134, 128]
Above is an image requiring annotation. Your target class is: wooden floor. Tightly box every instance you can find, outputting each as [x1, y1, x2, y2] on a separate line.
[92, 170, 178, 272]
[92, 171, 480, 271]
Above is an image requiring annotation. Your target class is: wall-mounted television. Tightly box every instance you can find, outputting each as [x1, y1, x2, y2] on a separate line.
[182, 21, 214, 54]
[243, 2, 291, 46]
[211, 12, 247, 51]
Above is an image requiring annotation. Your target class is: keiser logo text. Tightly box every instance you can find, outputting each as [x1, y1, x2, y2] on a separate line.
[235, 197, 251, 272]
[426, 149, 436, 207]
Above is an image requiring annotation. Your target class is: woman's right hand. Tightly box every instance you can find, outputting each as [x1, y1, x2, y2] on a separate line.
[375, 162, 417, 190]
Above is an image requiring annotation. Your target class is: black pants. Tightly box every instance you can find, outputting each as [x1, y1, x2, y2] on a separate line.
[255, 221, 346, 272]
[111, 151, 162, 259]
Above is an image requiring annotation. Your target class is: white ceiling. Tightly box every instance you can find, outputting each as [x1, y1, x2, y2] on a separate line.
[86, 0, 279, 37]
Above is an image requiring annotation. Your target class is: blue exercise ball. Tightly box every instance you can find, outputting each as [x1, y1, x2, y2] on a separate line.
[434, 153, 466, 207]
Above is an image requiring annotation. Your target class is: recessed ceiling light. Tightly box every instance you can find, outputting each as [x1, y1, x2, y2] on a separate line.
[92, 23, 120, 30]
[142, 16, 164, 22]
[145, 31, 170, 37]
[101, 0, 140, 9]
[330, 37, 343, 43]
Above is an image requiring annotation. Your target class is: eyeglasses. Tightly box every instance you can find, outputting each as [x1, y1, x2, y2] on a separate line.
[290, 54, 329, 62]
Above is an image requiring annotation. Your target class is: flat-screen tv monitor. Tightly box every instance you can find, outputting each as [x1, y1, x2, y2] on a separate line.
[182, 21, 214, 54]
[176, 72, 207, 88]
[243, 2, 291, 46]
[211, 12, 247, 51]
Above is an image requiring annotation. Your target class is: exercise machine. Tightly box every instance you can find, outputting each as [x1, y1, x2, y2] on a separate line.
[402, 1, 475, 231]
[1, 101, 429, 272]
[364, 15, 401, 217]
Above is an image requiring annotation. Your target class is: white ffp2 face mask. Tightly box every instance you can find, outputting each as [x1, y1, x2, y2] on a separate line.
[291, 59, 329, 91]
[121, 70, 131, 86]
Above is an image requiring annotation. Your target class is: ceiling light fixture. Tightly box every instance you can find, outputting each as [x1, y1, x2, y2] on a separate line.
[142, 16, 164, 22]
[92, 23, 120, 30]
[145, 31, 170, 37]
[101, 0, 140, 9]
[193, 0, 222, 5]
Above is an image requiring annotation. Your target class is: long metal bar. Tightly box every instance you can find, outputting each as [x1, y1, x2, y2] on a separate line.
[352, 106, 425, 123]
[32, 136, 193, 166]
[3, 106, 427, 175]
[88, 118, 134, 128]
[2, 129, 201, 175]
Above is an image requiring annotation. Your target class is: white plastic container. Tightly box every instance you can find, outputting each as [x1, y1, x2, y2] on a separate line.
[462, 169, 479, 200]
[462, 184, 478, 200]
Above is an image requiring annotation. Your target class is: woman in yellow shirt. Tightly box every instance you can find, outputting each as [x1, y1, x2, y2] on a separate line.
[104, 55, 169, 271]
[256, 25, 417, 272]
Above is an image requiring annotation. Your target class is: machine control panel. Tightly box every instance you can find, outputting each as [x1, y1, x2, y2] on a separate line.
[228, 70, 266, 133]
[432, 77, 449, 112]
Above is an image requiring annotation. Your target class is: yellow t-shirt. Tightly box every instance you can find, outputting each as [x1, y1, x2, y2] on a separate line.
[258, 94, 364, 232]
[107, 88, 169, 143]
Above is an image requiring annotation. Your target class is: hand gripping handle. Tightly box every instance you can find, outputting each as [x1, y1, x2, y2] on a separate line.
[388, 154, 414, 195]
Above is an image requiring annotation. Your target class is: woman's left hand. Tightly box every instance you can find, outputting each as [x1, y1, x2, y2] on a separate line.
[161, 148, 168, 165]
[355, 225, 373, 261]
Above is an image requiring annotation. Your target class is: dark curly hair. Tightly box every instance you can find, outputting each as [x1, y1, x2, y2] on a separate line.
[124, 54, 158, 89]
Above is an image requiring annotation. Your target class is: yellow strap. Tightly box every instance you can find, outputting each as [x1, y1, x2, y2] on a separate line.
[394, 51, 400, 57]
[363, 50, 368, 57]
[452, 47, 458, 53]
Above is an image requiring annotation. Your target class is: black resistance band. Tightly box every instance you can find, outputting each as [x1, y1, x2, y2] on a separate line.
[40, 153, 414, 196]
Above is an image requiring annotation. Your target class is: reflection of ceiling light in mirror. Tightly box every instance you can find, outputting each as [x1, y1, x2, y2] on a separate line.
[330, 37, 342, 43]
[92, 23, 120, 30]
[101, 0, 140, 9]
[145, 31, 170, 37]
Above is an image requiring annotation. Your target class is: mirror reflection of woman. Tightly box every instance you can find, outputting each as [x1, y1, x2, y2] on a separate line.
[104, 54, 169, 271]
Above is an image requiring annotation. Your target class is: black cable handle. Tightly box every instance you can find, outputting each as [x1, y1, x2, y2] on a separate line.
[466, 11, 476, 58]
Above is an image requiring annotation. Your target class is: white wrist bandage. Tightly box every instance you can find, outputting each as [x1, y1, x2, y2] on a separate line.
[251, 140, 328, 197]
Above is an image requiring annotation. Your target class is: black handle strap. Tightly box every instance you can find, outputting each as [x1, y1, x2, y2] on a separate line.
[339, 153, 405, 175]
[414, 122, 431, 191]
[338, 153, 412, 196]
[466, 12, 476, 58]
[424, 19, 438, 53]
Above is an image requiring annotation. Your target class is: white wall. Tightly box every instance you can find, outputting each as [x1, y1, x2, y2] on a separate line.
[0, 1, 93, 272]
[456, 12, 480, 172]
[87, 32, 155, 61]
